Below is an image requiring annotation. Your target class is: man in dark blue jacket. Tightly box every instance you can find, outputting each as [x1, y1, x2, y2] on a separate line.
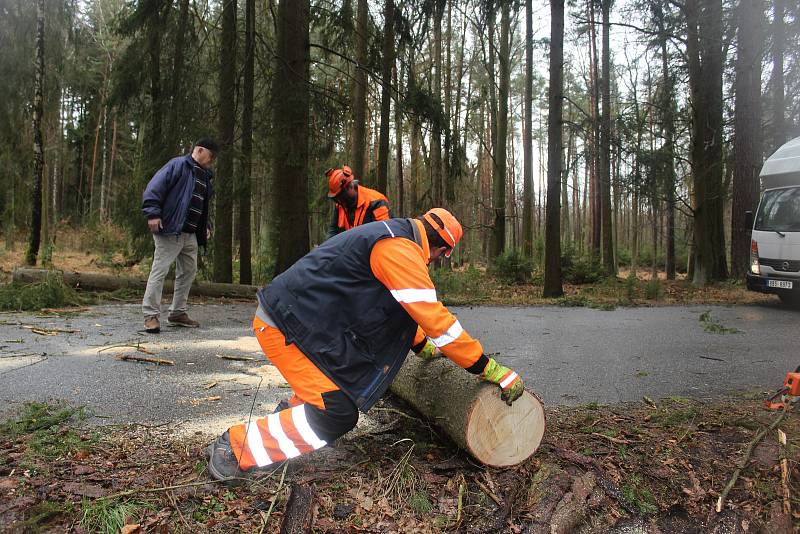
[141, 138, 217, 333]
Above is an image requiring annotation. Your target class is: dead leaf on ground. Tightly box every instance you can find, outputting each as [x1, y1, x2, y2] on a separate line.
[120, 524, 141, 534]
[62, 481, 106, 498]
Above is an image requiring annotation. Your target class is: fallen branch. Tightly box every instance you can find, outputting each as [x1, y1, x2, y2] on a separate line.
[591, 432, 632, 445]
[117, 354, 175, 366]
[98, 343, 153, 355]
[474, 478, 503, 507]
[259, 462, 289, 534]
[715, 409, 788, 513]
[23, 325, 80, 334]
[779, 428, 791, 515]
[217, 355, 257, 362]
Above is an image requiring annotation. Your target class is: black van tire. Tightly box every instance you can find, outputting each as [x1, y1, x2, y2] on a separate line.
[778, 292, 800, 308]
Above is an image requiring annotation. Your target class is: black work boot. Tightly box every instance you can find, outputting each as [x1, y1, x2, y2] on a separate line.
[272, 399, 291, 414]
[206, 431, 250, 486]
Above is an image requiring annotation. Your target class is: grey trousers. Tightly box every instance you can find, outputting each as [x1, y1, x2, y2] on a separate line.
[142, 232, 198, 317]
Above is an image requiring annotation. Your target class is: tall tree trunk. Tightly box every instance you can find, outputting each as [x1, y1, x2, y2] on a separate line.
[490, 1, 510, 258]
[654, 0, 676, 279]
[240, 0, 255, 284]
[394, 59, 404, 216]
[543, 0, 565, 297]
[146, 3, 164, 169]
[522, 0, 534, 257]
[376, 0, 394, 195]
[351, 0, 368, 183]
[26, 0, 45, 266]
[213, 0, 237, 283]
[588, 0, 601, 260]
[687, 0, 727, 285]
[600, 0, 614, 274]
[168, 0, 190, 152]
[272, 0, 310, 275]
[730, 0, 763, 278]
[431, 0, 444, 206]
[771, 0, 785, 151]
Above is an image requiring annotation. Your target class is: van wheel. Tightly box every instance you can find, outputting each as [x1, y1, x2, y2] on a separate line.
[778, 293, 800, 308]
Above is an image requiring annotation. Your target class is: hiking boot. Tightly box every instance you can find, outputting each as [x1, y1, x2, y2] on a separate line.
[206, 431, 251, 485]
[144, 315, 160, 333]
[272, 399, 291, 414]
[167, 312, 200, 328]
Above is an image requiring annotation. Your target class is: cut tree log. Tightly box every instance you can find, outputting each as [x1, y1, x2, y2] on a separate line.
[389, 355, 545, 467]
[13, 268, 258, 299]
[280, 483, 315, 534]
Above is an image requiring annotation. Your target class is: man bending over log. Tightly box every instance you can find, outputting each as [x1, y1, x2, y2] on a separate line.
[206, 208, 524, 484]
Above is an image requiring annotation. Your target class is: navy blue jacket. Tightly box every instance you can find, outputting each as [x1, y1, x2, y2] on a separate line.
[259, 219, 421, 412]
[142, 154, 214, 246]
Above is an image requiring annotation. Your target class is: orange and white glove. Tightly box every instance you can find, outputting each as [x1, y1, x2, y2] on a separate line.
[483, 358, 524, 406]
[414, 338, 440, 360]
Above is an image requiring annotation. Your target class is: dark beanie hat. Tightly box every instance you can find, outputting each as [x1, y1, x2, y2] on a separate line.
[194, 137, 220, 155]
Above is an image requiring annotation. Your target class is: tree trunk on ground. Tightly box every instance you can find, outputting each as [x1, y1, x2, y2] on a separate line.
[351, 0, 368, 183]
[377, 0, 394, 195]
[600, 0, 614, 275]
[491, 1, 510, 259]
[27, 0, 45, 267]
[731, 0, 763, 278]
[390, 356, 545, 467]
[272, 0, 310, 275]
[13, 268, 258, 299]
[543, 0, 565, 297]
[522, 0, 534, 257]
[239, 0, 255, 285]
[771, 0, 785, 152]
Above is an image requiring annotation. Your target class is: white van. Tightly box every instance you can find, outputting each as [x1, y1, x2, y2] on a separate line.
[746, 136, 800, 305]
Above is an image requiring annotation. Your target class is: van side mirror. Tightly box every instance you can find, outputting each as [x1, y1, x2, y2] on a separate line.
[744, 211, 754, 230]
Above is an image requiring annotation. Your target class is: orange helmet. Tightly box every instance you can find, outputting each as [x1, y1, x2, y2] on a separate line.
[326, 166, 355, 198]
[423, 208, 463, 258]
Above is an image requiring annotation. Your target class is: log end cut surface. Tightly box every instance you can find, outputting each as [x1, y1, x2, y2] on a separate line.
[465, 390, 545, 467]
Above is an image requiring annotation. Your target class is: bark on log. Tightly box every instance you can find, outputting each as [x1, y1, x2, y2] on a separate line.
[280, 483, 314, 534]
[389, 355, 545, 467]
[12, 268, 258, 299]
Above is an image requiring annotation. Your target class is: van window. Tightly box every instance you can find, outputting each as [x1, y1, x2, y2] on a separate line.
[755, 187, 800, 232]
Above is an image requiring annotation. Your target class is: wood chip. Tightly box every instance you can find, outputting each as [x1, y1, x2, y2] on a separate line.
[204, 381, 218, 390]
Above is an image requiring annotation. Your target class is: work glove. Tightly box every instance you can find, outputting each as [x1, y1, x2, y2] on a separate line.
[414, 338, 440, 360]
[483, 358, 524, 406]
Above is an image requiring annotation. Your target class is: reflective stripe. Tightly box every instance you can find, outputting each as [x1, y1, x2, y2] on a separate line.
[382, 221, 395, 237]
[390, 288, 437, 303]
[500, 371, 519, 390]
[292, 405, 327, 450]
[267, 413, 302, 459]
[430, 320, 464, 348]
[245, 421, 272, 467]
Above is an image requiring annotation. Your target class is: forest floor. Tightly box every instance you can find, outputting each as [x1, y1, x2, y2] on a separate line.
[0, 395, 798, 533]
[0, 232, 779, 310]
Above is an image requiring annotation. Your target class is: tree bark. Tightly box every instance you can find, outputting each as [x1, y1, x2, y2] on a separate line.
[168, 0, 190, 151]
[523, 0, 534, 257]
[771, 0, 785, 151]
[26, 0, 45, 267]
[390, 356, 545, 467]
[431, 1, 444, 206]
[272, 0, 310, 275]
[600, 0, 614, 275]
[543, 0, 565, 297]
[351, 0, 368, 183]
[730, 0, 763, 278]
[376, 0, 394, 195]
[239, 0, 255, 285]
[687, 0, 727, 285]
[394, 59, 405, 217]
[490, 0, 510, 259]
[279, 484, 315, 534]
[213, 0, 237, 283]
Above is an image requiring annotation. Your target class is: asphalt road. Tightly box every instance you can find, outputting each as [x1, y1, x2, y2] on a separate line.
[0, 300, 796, 435]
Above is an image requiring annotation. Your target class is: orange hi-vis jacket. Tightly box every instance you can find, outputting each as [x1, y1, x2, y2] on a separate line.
[326, 185, 391, 240]
[259, 218, 489, 411]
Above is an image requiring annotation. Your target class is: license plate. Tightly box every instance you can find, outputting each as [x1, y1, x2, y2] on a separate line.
[768, 279, 793, 289]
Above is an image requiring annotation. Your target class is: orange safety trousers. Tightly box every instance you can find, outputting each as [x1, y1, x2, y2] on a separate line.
[228, 315, 359, 471]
